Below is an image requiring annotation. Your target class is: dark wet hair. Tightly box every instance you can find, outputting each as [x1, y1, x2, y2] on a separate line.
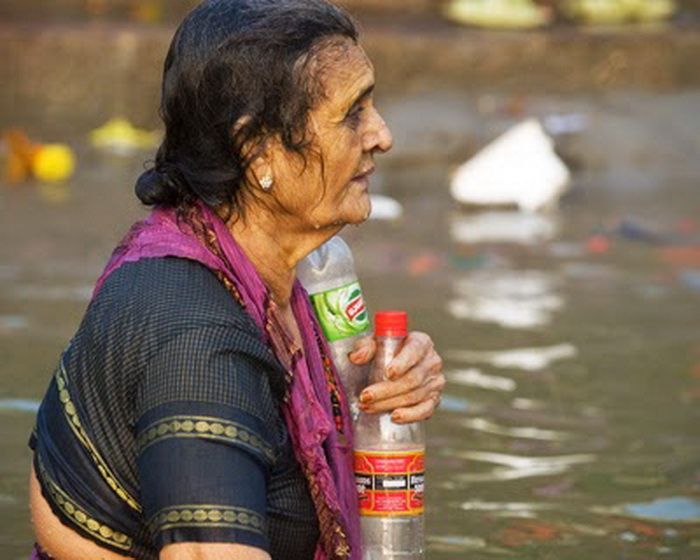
[135, 0, 358, 212]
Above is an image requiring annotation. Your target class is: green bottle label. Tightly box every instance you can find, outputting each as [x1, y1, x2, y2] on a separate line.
[309, 281, 370, 342]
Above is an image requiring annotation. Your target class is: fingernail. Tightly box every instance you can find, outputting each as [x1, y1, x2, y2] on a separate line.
[391, 411, 402, 422]
[360, 391, 372, 404]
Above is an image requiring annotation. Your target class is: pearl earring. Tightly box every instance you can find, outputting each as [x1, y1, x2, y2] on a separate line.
[260, 176, 273, 191]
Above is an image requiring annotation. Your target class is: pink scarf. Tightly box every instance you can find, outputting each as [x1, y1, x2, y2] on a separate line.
[94, 202, 360, 559]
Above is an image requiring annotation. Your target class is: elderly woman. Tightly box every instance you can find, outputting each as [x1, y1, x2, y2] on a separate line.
[28, 1, 445, 559]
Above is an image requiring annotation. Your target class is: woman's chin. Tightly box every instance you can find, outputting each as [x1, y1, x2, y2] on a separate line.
[347, 198, 372, 225]
[307, 195, 371, 231]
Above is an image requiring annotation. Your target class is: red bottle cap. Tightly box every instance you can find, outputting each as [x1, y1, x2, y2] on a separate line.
[374, 311, 407, 337]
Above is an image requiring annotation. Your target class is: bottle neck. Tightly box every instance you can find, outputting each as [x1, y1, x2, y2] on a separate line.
[369, 335, 405, 384]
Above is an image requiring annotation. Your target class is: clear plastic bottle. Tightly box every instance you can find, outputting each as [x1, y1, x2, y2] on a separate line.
[354, 311, 425, 560]
[297, 236, 372, 419]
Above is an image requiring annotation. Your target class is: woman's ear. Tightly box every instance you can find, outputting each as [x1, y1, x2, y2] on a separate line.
[233, 115, 275, 193]
[249, 155, 274, 192]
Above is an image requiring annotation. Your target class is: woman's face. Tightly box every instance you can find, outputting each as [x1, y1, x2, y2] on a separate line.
[265, 37, 393, 231]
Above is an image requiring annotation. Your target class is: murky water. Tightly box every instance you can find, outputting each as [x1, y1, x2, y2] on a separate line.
[350, 163, 700, 558]
[1, 92, 699, 559]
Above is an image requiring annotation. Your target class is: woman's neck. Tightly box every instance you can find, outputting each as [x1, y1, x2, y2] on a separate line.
[226, 210, 339, 307]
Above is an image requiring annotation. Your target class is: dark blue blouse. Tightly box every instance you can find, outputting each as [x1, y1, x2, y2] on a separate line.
[30, 257, 319, 559]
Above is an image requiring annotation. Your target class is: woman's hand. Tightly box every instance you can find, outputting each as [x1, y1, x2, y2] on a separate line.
[348, 332, 445, 424]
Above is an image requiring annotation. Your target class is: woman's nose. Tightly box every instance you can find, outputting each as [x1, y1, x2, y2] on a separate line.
[363, 108, 393, 154]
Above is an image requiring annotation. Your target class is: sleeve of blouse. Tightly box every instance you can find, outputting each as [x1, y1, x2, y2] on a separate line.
[135, 324, 281, 553]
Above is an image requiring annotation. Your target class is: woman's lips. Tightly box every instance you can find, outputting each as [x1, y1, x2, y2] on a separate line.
[352, 167, 375, 184]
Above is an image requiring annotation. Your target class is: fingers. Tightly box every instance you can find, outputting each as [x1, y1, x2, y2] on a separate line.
[360, 343, 443, 404]
[348, 336, 376, 365]
[354, 329, 446, 423]
[385, 331, 433, 379]
[392, 393, 442, 424]
[359, 363, 444, 414]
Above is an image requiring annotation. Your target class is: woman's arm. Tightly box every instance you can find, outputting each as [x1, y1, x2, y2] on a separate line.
[161, 542, 271, 560]
[348, 331, 446, 423]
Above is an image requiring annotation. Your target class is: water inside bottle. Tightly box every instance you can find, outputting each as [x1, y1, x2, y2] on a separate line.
[361, 516, 425, 559]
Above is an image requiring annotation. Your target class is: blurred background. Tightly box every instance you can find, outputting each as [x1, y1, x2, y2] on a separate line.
[1, 1, 699, 558]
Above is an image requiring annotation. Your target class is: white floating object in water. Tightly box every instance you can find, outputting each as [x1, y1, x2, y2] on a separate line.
[450, 210, 559, 245]
[450, 119, 571, 213]
[369, 194, 403, 221]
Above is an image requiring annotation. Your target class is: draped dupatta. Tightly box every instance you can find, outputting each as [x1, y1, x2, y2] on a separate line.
[94, 202, 361, 559]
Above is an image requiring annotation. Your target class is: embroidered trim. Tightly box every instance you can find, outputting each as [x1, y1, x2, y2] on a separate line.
[303, 466, 351, 558]
[36, 454, 133, 551]
[55, 361, 142, 512]
[136, 415, 275, 463]
[315, 328, 345, 435]
[149, 504, 265, 535]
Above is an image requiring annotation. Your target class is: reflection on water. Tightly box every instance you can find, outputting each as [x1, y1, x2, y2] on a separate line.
[0, 314, 29, 332]
[453, 451, 597, 482]
[448, 269, 564, 329]
[11, 284, 93, 302]
[0, 398, 41, 413]
[448, 368, 517, 392]
[448, 343, 578, 371]
[623, 497, 700, 523]
[426, 534, 488, 552]
[437, 395, 471, 414]
[460, 417, 572, 442]
[450, 211, 560, 245]
[457, 501, 558, 516]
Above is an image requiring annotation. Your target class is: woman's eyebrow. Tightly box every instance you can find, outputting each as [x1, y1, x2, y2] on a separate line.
[347, 83, 375, 109]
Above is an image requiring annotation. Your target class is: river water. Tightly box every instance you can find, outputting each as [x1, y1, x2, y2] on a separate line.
[1, 91, 699, 558]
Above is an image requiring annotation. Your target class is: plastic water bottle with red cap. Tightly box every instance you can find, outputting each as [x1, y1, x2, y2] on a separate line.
[354, 311, 425, 559]
[297, 236, 372, 418]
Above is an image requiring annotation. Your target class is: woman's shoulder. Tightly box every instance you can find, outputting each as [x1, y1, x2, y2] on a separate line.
[87, 257, 288, 407]
[96, 257, 255, 333]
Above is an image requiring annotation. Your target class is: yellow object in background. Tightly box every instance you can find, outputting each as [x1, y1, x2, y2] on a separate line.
[2, 129, 37, 183]
[443, 0, 552, 29]
[32, 144, 76, 183]
[634, 0, 676, 22]
[563, 0, 676, 25]
[2, 129, 75, 184]
[90, 117, 161, 155]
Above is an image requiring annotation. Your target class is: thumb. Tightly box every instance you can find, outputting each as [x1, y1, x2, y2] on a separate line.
[348, 336, 376, 364]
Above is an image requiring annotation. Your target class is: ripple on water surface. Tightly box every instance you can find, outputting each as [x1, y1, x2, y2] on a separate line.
[596, 497, 700, 523]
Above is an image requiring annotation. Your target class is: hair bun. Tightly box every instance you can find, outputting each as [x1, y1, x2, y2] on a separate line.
[134, 166, 184, 206]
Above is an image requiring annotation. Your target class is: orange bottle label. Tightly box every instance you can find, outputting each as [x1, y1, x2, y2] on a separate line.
[354, 450, 425, 516]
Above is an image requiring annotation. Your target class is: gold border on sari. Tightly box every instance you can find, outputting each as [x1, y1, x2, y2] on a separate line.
[55, 359, 142, 512]
[149, 504, 265, 535]
[136, 415, 275, 464]
[36, 454, 134, 551]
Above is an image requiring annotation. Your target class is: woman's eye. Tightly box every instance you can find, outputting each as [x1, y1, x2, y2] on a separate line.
[345, 105, 365, 127]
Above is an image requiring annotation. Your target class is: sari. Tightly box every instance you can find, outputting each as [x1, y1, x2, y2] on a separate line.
[91, 201, 361, 559]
